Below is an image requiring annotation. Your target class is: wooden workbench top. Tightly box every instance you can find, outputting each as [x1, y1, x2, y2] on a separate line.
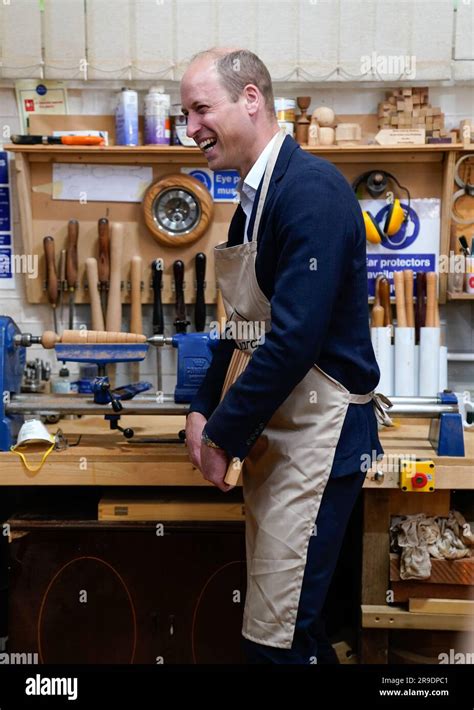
[0, 415, 472, 488]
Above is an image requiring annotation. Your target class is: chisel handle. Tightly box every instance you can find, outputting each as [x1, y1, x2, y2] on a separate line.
[66, 220, 79, 289]
[195, 252, 206, 332]
[173, 259, 188, 333]
[151, 259, 164, 335]
[43, 236, 58, 306]
[415, 271, 426, 339]
[379, 277, 392, 326]
[371, 304, 384, 328]
[98, 218, 110, 286]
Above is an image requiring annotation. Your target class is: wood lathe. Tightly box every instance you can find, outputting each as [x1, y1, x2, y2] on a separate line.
[0, 317, 217, 448]
[0, 316, 468, 459]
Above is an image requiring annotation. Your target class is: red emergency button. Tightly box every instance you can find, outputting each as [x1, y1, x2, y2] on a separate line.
[412, 473, 428, 489]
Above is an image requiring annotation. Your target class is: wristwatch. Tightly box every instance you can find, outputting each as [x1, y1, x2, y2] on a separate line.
[201, 431, 223, 449]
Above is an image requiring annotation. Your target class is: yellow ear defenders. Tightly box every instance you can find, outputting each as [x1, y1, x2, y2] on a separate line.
[352, 171, 411, 244]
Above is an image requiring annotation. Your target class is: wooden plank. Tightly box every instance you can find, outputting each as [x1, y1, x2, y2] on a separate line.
[362, 490, 391, 604]
[361, 604, 472, 631]
[390, 554, 474, 586]
[13, 153, 34, 257]
[99, 496, 245, 521]
[439, 150, 457, 304]
[389, 489, 450, 516]
[392, 581, 472, 602]
[332, 640, 357, 664]
[447, 292, 474, 300]
[409, 598, 474, 615]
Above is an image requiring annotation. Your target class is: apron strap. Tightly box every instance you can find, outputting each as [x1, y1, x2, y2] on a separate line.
[251, 129, 287, 243]
[348, 391, 394, 427]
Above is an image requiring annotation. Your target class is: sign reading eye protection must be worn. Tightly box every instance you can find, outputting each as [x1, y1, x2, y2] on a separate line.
[181, 168, 240, 202]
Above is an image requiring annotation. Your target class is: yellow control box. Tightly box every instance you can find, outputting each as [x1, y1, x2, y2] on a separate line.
[399, 459, 435, 492]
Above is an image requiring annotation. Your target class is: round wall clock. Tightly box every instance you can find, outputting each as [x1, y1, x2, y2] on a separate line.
[143, 174, 214, 246]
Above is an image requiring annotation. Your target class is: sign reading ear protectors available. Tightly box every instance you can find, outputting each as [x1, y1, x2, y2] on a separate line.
[181, 167, 240, 202]
[364, 198, 440, 298]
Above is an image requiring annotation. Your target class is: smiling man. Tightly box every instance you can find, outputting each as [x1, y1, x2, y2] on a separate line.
[181, 48, 390, 664]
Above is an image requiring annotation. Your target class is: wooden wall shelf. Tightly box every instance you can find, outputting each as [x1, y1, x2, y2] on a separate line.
[447, 291, 474, 300]
[5, 127, 472, 308]
[5, 142, 466, 155]
[361, 604, 470, 632]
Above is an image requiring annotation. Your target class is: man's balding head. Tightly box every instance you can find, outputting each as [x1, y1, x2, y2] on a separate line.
[181, 48, 279, 176]
[190, 48, 276, 118]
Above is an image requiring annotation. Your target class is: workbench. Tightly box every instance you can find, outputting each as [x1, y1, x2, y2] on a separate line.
[0, 414, 472, 664]
[0, 414, 472, 488]
[360, 419, 474, 663]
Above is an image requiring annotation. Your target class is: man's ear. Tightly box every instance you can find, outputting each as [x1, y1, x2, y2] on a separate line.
[243, 84, 260, 116]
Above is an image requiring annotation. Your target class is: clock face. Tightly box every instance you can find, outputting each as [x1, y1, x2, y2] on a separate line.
[153, 187, 202, 236]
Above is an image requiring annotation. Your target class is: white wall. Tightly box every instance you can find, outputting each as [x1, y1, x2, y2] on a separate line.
[1, 0, 472, 83]
[1, 81, 473, 394]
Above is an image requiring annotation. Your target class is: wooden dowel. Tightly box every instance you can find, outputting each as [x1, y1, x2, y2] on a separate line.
[86, 257, 105, 331]
[130, 256, 143, 334]
[394, 270, 407, 327]
[425, 271, 437, 327]
[404, 270, 415, 327]
[106, 223, 123, 332]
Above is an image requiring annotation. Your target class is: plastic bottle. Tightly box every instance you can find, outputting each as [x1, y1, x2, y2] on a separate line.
[115, 88, 139, 146]
[144, 87, 170, 145]
[51, 367, 77, 394]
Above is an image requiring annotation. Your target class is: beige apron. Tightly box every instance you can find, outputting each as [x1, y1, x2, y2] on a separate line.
[214, 130, 392, 649]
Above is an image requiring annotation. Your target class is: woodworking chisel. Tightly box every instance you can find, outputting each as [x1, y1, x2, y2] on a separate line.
[371, 276, 384, 327]
[58, 247, 67, 324]
[66, 220, 79, 330]
[43, 236, 59, 333]
[151, 259, 164, 393]
[194, 252, 206, 332]
[98, 218, 110, 324]
[12, 134, 104, 146]
[379, 277, 392, 333]
[173, 260, 189, 334]
[415, 271, 427, 343]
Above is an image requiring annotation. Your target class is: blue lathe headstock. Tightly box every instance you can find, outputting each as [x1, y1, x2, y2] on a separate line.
[0, 316, 26, 450]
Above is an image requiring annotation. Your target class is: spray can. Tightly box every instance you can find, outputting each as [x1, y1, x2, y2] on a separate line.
[115, 88, 138, 146]
[170, 104, 196, 146]
[144, 87, 170, 145]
